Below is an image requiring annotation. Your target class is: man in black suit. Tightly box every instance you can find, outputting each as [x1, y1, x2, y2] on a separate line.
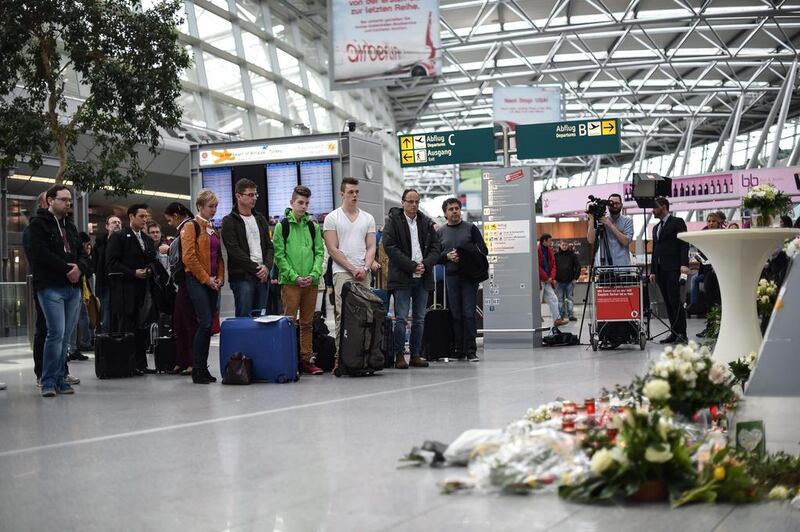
[106, 203, 157, 374]
[649, 197, 689, 344]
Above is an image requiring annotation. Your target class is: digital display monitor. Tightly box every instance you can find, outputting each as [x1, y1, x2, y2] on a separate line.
[299, 160, 334, 218]
[266, 162, 299, 222]
[201, 167, 233, 227]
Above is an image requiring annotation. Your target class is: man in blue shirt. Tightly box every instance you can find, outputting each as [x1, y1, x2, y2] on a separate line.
[587, 193, 634, 266]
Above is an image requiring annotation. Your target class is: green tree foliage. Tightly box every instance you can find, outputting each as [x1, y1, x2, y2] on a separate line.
[0, 0, 191, 195]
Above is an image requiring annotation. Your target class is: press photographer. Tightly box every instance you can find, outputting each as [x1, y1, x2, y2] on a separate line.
[586, 193, 634, 266]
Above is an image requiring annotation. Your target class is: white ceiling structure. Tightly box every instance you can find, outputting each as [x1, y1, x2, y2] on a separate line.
[388, 0, 800, 188]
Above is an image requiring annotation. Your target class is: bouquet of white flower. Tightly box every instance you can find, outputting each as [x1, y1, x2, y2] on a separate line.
[638, 341, 737, 418]
[742, 184, 791, 227]
[784, 236, 800, 259]
[756, 279, 778, 322]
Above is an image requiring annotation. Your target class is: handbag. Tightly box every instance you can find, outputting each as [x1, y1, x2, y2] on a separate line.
[222, 352, 253, 385]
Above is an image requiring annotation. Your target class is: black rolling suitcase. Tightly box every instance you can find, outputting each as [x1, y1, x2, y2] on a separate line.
[95, 273, 136, 379]
[311, 312, 336, 372]
[335, 281, 385, 377]
[421, 265, 453, 361]
[150, 313, 176, 373]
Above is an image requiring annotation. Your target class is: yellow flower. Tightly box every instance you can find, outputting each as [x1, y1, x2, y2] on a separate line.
[590, 448, 615, 475]
[713, 466, 726, 481]
[768, 486, 790, 500]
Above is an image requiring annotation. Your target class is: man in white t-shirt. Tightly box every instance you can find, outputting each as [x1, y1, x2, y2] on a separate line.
[221, 178, 274, 317]
[323, 177, 376, 351]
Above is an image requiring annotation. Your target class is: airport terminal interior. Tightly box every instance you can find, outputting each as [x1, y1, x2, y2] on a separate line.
[2, 0, 800, 530]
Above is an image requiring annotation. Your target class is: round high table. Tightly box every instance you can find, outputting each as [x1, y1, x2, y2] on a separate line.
[679, 228, 799, 365]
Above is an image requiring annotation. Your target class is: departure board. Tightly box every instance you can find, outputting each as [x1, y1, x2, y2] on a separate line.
[299, 160, 334, 217]
[201, 167, 233, 227]
[266, 162, 299, 221]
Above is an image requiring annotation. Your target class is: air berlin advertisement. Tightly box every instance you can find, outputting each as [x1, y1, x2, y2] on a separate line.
[330, 0, 440, 86]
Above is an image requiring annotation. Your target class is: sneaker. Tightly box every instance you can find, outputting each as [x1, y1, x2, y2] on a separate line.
[569, 316, 577, 322]
[56, 383, 75, 395]
[36, 379, 42, 389]
[69, 350, 89, 361]
[466, 353, 480, 362]
[554, 318, 569, 327]
[409, 356, 429, 368]
[41, 386, 56, 398]
[64, 374, 81, 385]
[301, 361, 324, 375]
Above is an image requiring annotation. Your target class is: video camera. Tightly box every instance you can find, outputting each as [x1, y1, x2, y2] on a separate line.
[586, 195, 610, 221]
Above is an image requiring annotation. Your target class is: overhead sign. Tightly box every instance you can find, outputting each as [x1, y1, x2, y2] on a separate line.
[198, 140, 339, 167]
[398, 128, 496, 167]
[493, 86, 561, 130]
[516, 118, 620, 159]
[330, 0, 440, 87]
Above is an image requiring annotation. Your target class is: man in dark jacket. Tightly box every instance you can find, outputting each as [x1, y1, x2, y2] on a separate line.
[93, 214, 122, 333]
[382, 189, 441, 369]
[650, 196, 689, 344]
[106, 203, 157, 373]
[27, 185, 84, 397]
[554, 240, 581, 322]
[437, 197, 488, 362]
[221, 178, 274, 317]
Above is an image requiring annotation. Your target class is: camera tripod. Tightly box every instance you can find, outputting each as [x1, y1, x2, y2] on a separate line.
[576, 221, 611, 346]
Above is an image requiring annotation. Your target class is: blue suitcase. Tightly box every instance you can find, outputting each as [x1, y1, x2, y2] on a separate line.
[219, 316, 299, 383]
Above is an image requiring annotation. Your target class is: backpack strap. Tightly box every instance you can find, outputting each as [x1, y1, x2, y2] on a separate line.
[281, 217, 316, 247]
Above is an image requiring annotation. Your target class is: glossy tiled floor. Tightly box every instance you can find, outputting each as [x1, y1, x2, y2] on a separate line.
[1, 314, 798, 531]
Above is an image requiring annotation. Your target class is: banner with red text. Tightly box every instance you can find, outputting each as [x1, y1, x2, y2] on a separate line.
[330, 0, 440, 87]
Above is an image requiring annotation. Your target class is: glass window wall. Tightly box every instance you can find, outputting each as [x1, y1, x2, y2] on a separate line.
[249, 73, 280, 113]
[276, 48, 303, 87]
[241, 31, 271, 70]
[195, 6, 237, 55]
[213, 100, 250, 137]
[202, 52, 245, 99]
[286, 89, 310, 126]
[235, 0, 263, 27]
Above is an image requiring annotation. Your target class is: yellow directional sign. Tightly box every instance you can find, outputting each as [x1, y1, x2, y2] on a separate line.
[601, 120, 616, 135]
[401, 150, 414, 164]
[397, 128, 497, 167]
[400, 136, 414, 150]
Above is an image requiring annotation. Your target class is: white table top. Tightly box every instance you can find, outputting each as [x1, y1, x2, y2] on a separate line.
[680, 228, 799, 243]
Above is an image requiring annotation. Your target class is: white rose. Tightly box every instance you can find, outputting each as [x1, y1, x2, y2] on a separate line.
[709, 363, 730, 385]
[645, 445, 674, 463]
[643, 379, 671, 401]
[590, 448, 615, 475]
[610, 446, 629, 466]
[657, 417, 671, 440]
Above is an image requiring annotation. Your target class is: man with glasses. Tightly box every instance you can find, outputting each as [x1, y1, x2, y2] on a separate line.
[27, 185, 84, 397]
[221, 178, 274, 317]
[382, 188, 441, 369]
[587, 193, 633, 267]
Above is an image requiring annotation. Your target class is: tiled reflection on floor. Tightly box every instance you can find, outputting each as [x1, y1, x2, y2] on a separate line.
[1, 317, 798, 532]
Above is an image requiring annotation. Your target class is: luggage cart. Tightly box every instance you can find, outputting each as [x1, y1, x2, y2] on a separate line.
[589, 265, 647, 351]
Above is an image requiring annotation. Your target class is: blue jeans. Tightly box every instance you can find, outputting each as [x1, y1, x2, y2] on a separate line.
[70, 299, 93, 351]
[555, 282, 575, 319]
[99, 287, 110, 334]
[690, 272, 704, 306]
[392, 278, 429, 357]
[230, 278, 268, 317]
[186, 275, 219, 370]
[445, 276, 478, 356]
[38, 286, 81, 389]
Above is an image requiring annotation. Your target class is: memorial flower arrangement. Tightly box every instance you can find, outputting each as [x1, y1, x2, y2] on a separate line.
[638, 341, 737, 419]
[742, 184, 792, 226]
[558, 409, 696, 502]
[728, 351, 758, 391]
[756, 279, 778, 324]
[672, 447, 758, 507]
[785, 235, 800, 259]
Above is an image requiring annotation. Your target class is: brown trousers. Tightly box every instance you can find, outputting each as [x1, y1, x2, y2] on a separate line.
[281, 284, 318, 362]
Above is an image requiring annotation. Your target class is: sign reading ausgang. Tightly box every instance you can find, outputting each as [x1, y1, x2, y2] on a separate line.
[398, 127, 496, 167]
[516, 118, 620, 159]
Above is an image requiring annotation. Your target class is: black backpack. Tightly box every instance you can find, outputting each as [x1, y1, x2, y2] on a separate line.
[542, 327, 579, 347]
[168, 220, 200, 287]
[280, 217, 317, 247]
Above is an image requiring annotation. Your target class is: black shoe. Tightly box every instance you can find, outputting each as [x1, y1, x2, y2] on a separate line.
[659, 335, 677, 344]
[69, 351, 89, 361]
[133, 368, 145, 376]
[568, 317, 577, 322]
[192, 373, 212, 384]
[141, 367, 157, 374]
[695, 329, 707, 338]
[466, 353, 480, 362]
[674, 335, 688, 344]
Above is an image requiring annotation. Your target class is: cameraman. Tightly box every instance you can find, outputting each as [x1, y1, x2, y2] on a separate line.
[587, 194, 633, 266]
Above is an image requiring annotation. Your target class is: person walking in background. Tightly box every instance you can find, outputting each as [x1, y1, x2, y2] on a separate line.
[27, 185, 84, 397]
[164, 202, 197, 375]
[93, 214, 122, 334]
[106, 203, 157, 375]
[221, 178, 274, 317]
[538, 234, 567, 327]
[437, 197, 487, 362]
[554, 240, 581, 323]
[273, 186, 325, 375]
[323, 178, 377, 353]
[382, 188, 440, 369]
[182, 190, 225, 384]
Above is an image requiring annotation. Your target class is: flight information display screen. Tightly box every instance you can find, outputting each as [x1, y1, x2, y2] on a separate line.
[266, 162, 299, 221]
[299, 160, 334, 218]
[201, 167, 232, 227]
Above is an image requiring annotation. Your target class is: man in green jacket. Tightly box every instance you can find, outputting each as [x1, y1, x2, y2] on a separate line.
[273, 185, 325, 375]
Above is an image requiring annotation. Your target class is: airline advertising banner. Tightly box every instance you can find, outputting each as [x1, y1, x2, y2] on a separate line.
[330, 0, 440, 87]
[493, 86, 562, 130]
